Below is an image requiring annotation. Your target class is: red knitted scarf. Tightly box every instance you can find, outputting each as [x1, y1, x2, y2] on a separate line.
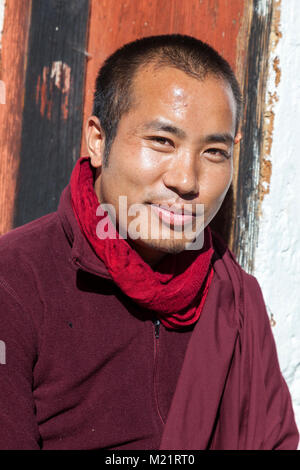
[70, 156, 215, 329]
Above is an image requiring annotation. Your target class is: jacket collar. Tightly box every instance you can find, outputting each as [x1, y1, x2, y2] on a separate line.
[57, 184, 111, 279]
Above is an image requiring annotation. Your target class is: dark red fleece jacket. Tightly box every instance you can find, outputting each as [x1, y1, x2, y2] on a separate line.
[0, 184, 195, 450]
[0, 183, 298, 450]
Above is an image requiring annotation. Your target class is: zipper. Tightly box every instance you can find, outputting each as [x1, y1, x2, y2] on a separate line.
[152, 318, 164, 424]
[153, 318, 160, 339]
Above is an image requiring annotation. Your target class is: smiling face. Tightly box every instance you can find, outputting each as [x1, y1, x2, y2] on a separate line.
[86, 64, 241, 265]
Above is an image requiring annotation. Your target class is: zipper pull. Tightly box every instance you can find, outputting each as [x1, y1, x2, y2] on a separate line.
[153, 319, 161, 339]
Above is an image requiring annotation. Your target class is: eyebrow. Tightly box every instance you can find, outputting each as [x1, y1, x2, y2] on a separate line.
[203, 133, 235, 145]
[141, 119, 234, 145]
[141, 120, 187, 139]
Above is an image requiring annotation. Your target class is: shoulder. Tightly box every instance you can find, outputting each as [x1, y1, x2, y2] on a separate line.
[0, 211, 58, 249]
[0, 212, 67, 326]
[210, 228, 269, 329]
[0, 211, 65, 276]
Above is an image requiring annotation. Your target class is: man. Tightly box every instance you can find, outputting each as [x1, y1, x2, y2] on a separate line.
[0, 34, 298, 450]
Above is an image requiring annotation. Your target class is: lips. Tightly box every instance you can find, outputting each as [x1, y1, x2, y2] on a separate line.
[150, 203, 195, 226]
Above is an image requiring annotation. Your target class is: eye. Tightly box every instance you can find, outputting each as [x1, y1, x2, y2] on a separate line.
[205, 148, 230, 160]
[148, 136, 174, 147]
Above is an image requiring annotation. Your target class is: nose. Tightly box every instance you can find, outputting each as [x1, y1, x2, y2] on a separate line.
[162, 150, 199, 198]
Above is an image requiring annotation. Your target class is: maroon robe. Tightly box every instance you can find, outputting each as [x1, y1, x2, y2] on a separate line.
[160, 232, 299, 449]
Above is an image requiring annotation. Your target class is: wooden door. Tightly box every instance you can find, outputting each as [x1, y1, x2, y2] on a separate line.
[0, 0, 274, 272]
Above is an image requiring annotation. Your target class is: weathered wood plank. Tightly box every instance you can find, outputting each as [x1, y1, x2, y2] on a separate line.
[233, 0, 274, 272]
[0, 0, 32, 235]
[13, 0, 90, 227]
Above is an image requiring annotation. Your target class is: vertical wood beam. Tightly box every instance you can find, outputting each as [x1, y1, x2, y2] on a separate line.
[13, 0, 90, 228]
[0, 0, 32, 235]
[233, 0, 274, 272]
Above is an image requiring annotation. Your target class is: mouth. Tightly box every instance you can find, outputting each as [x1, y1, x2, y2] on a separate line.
[150, 203, 196, 227]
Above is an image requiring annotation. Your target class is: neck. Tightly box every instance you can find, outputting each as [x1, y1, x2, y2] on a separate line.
[127, 239, 167, 268]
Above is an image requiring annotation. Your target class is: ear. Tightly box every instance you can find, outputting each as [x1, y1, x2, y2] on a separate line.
[85, 115, 106, 168]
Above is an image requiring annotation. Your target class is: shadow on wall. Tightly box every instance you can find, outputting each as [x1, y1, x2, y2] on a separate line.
[209, 184, 234, 249]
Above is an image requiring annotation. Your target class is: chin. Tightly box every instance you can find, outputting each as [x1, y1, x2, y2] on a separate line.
[133, 237, 190, 255]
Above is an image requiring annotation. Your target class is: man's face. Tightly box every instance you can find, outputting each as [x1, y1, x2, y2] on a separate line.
[88, 65, 240, 265]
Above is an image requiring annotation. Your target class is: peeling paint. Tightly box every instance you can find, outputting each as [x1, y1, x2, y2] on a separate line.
[255, 0, 270, 18]
[273, 56, 281, 87]
[35, 61, 71, 120]
[258, 0, 282, 213]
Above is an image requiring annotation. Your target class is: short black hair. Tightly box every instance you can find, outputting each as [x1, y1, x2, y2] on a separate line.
[92, 34, 242, 166]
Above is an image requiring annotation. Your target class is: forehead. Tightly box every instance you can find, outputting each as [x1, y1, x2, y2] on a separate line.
[127, 64, 237, 135]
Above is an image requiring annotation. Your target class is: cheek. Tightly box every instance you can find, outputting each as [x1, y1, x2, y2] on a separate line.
[121, 144, 163, 185]
[199, 163, 233, 205]
[99, 145, 158, 206]
[108, 144, 163, 191]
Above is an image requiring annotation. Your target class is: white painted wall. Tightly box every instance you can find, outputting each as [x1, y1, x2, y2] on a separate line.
[254, 0, 300, 444]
